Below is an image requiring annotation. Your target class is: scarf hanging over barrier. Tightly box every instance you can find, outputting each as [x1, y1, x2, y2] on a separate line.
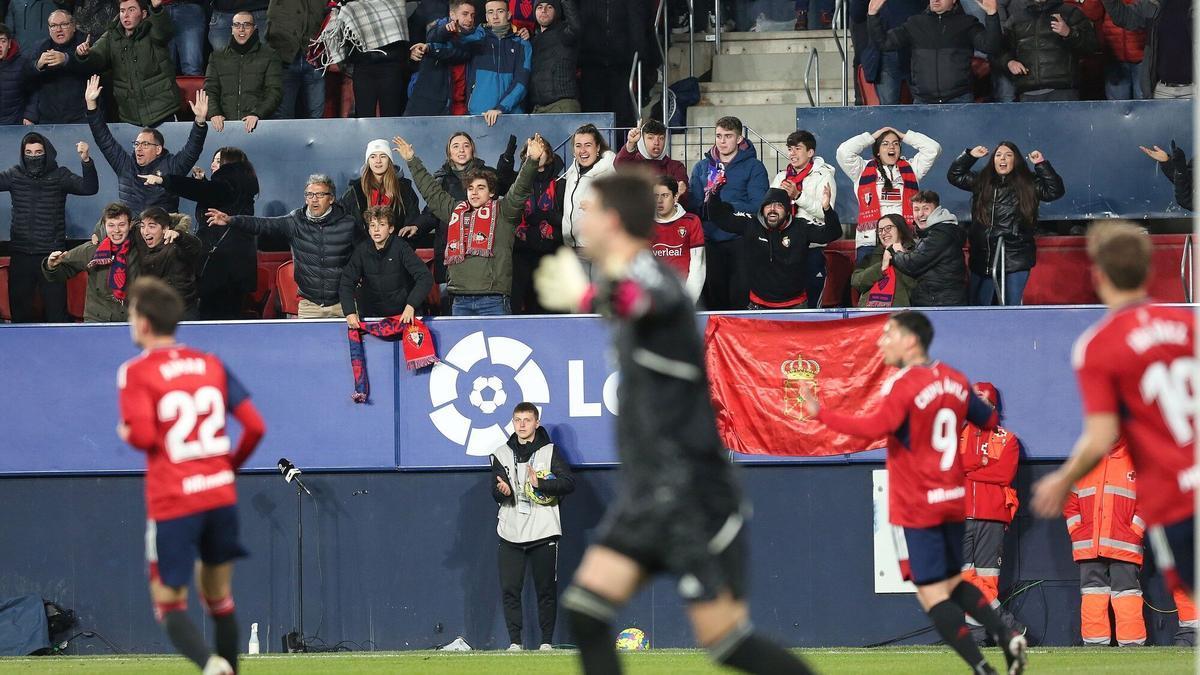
[445, 199, 499, 265]
[348, 317, 438, 403]
[88, 237, 131, 302]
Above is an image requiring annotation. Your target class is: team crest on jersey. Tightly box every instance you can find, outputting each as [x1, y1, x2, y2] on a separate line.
[678, 226, 687, 238]
[781, 236, 791, 248]
[407, 327, 424, 347]
[781, 353, 821, 421]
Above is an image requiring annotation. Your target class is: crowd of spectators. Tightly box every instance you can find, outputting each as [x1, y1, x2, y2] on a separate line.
[0, 0, 1190, 323]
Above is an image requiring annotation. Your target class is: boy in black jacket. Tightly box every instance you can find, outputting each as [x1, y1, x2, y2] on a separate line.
[339, 205, 434, 328]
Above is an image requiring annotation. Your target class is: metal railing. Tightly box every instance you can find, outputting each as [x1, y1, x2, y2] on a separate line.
[832, 0, 852, 106]
[1181, 235, 1194, 302]
[628, 53, 642, 126]
[654, 0, 669, 150]
[990, 238, 1008, 306]
[804, 48, 820, 108]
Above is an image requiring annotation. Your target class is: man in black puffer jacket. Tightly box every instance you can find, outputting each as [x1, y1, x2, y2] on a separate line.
[888, 198, 969, 306]
[868, 0, 1003, 103]
[208, 174, 360, 318]
[998, 0, 1098, 100]
[84, 73, 208, 215]
[528, 0, 581, 113]
[1, 132, 98, 322]
[707, 186, 843, 310]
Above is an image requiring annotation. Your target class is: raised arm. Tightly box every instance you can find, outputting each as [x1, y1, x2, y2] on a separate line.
[396, 136, 458, 222]
[64, 143, 100, 195]
[903, 130, 942, 180]
[85, 76, 133, 174]
[1030, 154, 1065, 202]
[835, 132, 874, 181]
[947, 149, 983, 192]
[705, 195, 754, 236]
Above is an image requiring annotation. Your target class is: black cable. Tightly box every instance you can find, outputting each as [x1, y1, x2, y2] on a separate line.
[56, 630, 123, 654]
[864, 579, 1049, 649]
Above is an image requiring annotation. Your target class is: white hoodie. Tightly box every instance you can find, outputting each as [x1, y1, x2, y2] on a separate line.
[562, 150, 617, 251]
[770, 156, 838, 246]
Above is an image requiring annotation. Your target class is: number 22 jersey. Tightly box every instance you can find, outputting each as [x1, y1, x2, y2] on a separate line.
[118, 345, 265, 521]
[1073, 302, 1196, 527]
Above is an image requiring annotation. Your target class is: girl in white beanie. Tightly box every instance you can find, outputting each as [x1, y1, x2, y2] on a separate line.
[340, 138, 421, 238]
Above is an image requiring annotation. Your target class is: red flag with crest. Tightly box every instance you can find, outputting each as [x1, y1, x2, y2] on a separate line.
[705, 313, 892, 456]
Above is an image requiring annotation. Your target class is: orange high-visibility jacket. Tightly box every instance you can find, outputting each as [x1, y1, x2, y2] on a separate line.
[1063, 441, 1145, 565]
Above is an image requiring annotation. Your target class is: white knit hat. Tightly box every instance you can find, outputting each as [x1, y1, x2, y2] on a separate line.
[365, 139, 393, 166]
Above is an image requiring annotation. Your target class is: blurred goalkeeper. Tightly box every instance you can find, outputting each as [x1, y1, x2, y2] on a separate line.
[534, 173, 811, 674]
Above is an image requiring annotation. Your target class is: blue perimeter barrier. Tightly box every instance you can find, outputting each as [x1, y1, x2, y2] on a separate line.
[796, 100, 1192, 223]
[0, 306, 1115, 474]
[0, 113, 613, 241]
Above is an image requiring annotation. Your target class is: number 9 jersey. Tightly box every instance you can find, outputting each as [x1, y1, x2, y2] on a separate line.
[817, 362, 998, 528]
[1072, 302, 1196, 528]
[118, 346, 266, 521]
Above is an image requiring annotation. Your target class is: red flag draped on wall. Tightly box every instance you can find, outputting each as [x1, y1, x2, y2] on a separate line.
[705, 314, 892, 457]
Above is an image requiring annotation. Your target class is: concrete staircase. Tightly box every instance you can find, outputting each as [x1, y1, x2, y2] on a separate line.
[673, 30, 853, 166]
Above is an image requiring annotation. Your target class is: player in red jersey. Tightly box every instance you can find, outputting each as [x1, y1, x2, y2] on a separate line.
[806, 311, 1027, 675]
[1033, 222, 1197, 595]
[117, 277, 265, 674]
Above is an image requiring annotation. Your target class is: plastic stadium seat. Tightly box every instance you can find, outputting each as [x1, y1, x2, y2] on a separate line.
[822, 246, 855, 308]
[66, 271, 86, 321]
[176, 76, 206, 120]
[0, 258, 9, 321]
[275, 260, 300, 317]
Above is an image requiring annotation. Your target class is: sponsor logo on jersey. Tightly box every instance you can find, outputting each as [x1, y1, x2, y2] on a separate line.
[781, 353, 821, 421]
[182, 469, 235, 495]
[926, 486, 965, 505]
[651, 243, 685, 257]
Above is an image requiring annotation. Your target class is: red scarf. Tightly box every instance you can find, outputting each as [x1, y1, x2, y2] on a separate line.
[783, 162, 815, 196]
[445, 199, 499, 265]
[857, 159, 917, 231]
[369, 189, 393, 207]
[88, 237, 132, 302]
[865, 267, 899, 307]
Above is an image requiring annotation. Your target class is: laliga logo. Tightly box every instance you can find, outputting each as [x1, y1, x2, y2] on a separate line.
[428, 331, 620, 455]
[781, 353, 821, 421]
[428, 331, 550, 456]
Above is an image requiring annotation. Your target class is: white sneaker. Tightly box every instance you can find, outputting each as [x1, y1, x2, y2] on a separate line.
[202, 656, 234, 675]
[507, 643, 522, 651]
[539, 643, 553, 651]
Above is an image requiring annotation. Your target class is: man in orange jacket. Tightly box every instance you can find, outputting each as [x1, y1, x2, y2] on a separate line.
[1063, 439, 1147, 646]
[959, 382, 1024, 641]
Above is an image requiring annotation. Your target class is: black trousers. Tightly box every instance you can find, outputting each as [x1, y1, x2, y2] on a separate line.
[8, 252, 68, 322]
[353, 61, 408, 118]
[498, 538, 559, 645]
[701, 238, 747, 311]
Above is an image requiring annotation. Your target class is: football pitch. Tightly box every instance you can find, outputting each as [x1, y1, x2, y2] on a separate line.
[0, 647, 1192, 674]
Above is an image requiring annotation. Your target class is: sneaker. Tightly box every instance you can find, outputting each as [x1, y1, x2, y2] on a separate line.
[202, 656, 234, 675]
[1004, 631, 1028, 675]
[507, 643, 522, 651]
[539, 643, 553, 651]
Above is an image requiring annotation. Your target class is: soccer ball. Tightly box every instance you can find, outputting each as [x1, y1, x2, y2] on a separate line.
[524, 471, 559, 506]
[468, 376, 507, 414]
[615, 627, 648, 651]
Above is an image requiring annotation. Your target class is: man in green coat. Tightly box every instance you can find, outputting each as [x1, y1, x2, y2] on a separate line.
[75, 0, 181, 126]
[394, 133, 541, 316]
[266, 0, 326, 119]
[205, 11, 282, 132]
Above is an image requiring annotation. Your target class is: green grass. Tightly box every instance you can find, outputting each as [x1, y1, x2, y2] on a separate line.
[0, 647, 1193, 674]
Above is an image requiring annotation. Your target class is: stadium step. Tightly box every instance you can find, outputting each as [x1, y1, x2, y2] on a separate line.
[716, 29, 848, 55]
[699, 80, 845, 107]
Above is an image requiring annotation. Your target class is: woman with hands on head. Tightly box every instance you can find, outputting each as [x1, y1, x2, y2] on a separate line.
[947, 141, 1064, 306]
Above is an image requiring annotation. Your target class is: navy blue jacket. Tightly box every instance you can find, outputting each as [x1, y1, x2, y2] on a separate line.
[0, 44, 35, 124]
[404, 17, 484, 116]
[688, 139, 770, 243]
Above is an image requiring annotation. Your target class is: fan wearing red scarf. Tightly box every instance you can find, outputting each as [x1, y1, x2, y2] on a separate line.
[42, 202, 136, 322]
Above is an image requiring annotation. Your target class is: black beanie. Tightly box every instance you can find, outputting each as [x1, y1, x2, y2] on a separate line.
[759, 187, 792, 216]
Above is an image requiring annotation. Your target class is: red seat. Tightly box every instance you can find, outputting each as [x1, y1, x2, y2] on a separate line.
[66, 271, 87, 321]
[822, 244, 855, 308]
[275, 260, 300, 317]
[176, 76, 206, 120]
[0, 258, 10, 321]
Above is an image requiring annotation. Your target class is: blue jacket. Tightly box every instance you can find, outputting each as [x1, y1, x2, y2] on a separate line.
[465, 26, 532, 115]
[688, 139, 769, 243]
[404, 17, 483, 116]
[0, 45, 34, 125]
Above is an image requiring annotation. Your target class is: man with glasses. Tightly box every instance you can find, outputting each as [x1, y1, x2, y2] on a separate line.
[209, 0, 267, 52]
[84, 73, 208, 215]
[28, 10, 88, 124]
[205, 175, 358, 319]
[76, 0, 182, 126]
[205, 10, 281, 132]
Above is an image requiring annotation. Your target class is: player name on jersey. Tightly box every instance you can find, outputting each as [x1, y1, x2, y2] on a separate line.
[159, 357, 208, 381]
[913, 377, 970, 410]
[1125, 318, 1189, 354]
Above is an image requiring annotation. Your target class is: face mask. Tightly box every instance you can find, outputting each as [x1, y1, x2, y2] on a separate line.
[24, 155, 46, 175]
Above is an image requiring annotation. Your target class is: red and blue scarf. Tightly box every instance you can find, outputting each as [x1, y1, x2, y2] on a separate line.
[88, 237, 131, 302]
[348, 317, 438, 403]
